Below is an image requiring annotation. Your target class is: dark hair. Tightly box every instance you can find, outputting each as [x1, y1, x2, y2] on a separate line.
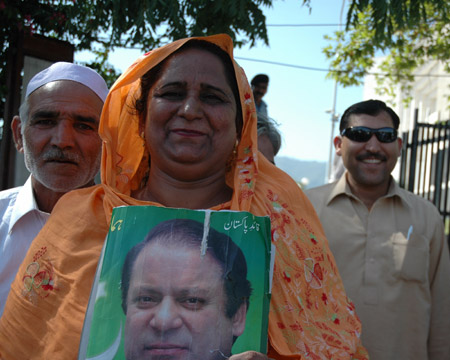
[134, 40, 243, 136]
[339, 99, 400, 132]
[121, 218, 252, 319]
[257, 114, 281, 156]
[250, 74, 269, 86]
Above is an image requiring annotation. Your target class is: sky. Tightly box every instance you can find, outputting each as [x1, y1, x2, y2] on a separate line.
[76, 0, 363, 165]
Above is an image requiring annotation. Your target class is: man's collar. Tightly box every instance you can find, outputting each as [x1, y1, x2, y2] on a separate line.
[325, 172, 349, 205]
[8, 176, 47, 234]
[386, 178, 413, 208]
[326, 171, 410, 207]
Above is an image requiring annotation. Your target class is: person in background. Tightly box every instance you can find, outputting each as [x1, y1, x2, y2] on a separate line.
[251, 74, 269, 117]
[257, 114, 281, 165]
[0, 35, 367, 360]
[0, 62, 108, 316]
[306, 99, 450, 360]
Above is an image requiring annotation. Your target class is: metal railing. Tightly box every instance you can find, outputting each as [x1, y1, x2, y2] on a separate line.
[399, 110, 450, 245]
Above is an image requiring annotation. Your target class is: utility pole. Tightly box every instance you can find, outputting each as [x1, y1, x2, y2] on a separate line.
[325, 86, 339, 182]
[325, 0, 346, 183]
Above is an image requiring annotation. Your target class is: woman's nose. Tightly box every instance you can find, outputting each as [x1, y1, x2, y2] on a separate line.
[148, 297, 183, 332]
[178, 95, 202, 121]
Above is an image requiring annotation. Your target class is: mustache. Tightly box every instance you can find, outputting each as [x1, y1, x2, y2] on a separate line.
[42, 148, 80, 163]
[356, 152, 387, 162]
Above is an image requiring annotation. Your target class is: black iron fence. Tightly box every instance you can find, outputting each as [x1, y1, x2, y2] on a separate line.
[399, 110, 450, 245]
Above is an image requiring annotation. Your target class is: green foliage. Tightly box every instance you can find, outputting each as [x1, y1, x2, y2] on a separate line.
[346, 0, 449, 45]
[1, 0, 273, 120]
[324, 0, 450, 105]
[81, 48, 121, 89]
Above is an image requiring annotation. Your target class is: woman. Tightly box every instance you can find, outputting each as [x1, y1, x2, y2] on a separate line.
[0, 35, 367, 359]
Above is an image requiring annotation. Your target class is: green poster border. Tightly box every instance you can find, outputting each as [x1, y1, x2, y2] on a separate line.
[83, 206, 271, 359]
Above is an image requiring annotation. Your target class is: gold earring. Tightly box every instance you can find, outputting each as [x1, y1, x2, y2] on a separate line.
[226, 140, 239, 172]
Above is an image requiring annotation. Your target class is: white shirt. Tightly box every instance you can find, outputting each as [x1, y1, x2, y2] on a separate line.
[0, 176, 49, 315]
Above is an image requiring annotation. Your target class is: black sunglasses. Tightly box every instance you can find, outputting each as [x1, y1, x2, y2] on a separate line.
[341, 126, 398, 143]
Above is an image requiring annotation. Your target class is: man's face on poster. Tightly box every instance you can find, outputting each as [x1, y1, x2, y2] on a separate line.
[124, 241, 247, 360]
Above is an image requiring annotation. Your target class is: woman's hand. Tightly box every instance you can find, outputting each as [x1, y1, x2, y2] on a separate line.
[229, 351, 270, 359]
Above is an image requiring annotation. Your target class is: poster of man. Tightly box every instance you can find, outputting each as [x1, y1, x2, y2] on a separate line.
[122, 218, 251, 359]
[79, 206, 272, 360]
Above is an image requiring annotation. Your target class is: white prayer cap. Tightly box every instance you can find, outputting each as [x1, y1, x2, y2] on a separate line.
[25, 62, 109, 102]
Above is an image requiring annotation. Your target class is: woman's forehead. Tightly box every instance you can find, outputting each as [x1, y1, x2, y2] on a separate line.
[156, 48, 229, 84]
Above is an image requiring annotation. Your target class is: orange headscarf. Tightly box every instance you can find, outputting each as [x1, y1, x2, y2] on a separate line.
[0, 34, 367, 359]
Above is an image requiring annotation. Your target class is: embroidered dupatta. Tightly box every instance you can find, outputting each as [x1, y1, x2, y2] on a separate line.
[0, 34, 367, 360]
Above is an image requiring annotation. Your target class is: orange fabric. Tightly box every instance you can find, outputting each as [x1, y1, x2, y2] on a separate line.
[0, 34, 368, 359]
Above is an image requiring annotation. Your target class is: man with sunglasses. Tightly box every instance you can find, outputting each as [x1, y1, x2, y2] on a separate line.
[306, 99, 450, 360]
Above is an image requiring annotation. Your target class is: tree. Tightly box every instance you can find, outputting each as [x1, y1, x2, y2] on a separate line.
[323, 0, 450, 104]
[1, 0, 275, 119]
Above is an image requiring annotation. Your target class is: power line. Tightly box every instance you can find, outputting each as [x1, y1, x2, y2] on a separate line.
[94, 37, 450, 78]
[235, 56, 328, 72]
[96, 24, 343, 44]
[267, 23, 343, 27]
[235, 56, 450, 78]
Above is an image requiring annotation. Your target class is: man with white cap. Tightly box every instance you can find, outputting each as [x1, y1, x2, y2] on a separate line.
[0, 62, 108, 315]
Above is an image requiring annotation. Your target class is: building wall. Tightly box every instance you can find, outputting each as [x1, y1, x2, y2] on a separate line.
[364, 58, 450, 132]
[363, 58, 450, 181]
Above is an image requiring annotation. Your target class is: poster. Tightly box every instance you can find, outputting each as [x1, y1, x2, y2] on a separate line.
[79, 206, 272, 360]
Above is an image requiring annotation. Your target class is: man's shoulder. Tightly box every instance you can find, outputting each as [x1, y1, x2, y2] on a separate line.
[0, 186, 22, 207]
[0, 186, 23, 225]
[395, 185, 441, 216]
[305, 182, 336, 194]
[0, 185, 22, 197]
[304, 182, 340, 213]
[305, 182, 336, 203]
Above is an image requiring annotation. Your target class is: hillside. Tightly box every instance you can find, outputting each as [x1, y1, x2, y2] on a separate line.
[274, 156, 327, 189]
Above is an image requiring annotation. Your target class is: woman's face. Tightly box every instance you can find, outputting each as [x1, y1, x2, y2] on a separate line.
[144, 47, 238, 181]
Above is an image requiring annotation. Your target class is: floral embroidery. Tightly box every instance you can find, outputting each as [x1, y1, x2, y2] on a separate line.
[238, 189, 254, 202]
[115, 152, 132, 185]
[22, 247, 57, 303]
[289, 321, 303, 331]
[32, 246, 47, 262]
[304, 258, 323, 289]
[265, 189, 299, 245]
[282, 271, 291, 283]
[347, 301, 356, 315]
[296, 342, 322, 360]
[299, 217, 315, 234]
[244, 92, 252, 104]
[242, 156, 253, 165]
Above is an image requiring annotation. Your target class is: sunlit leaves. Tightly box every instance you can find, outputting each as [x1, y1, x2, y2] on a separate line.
[1, 0, 274, 121]
[324, 0, 450, 105]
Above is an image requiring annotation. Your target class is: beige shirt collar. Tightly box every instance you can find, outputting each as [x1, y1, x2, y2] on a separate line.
[326, 171, 412, 209]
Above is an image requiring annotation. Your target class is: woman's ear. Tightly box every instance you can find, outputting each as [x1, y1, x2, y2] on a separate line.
[139, 115, 146, 138]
